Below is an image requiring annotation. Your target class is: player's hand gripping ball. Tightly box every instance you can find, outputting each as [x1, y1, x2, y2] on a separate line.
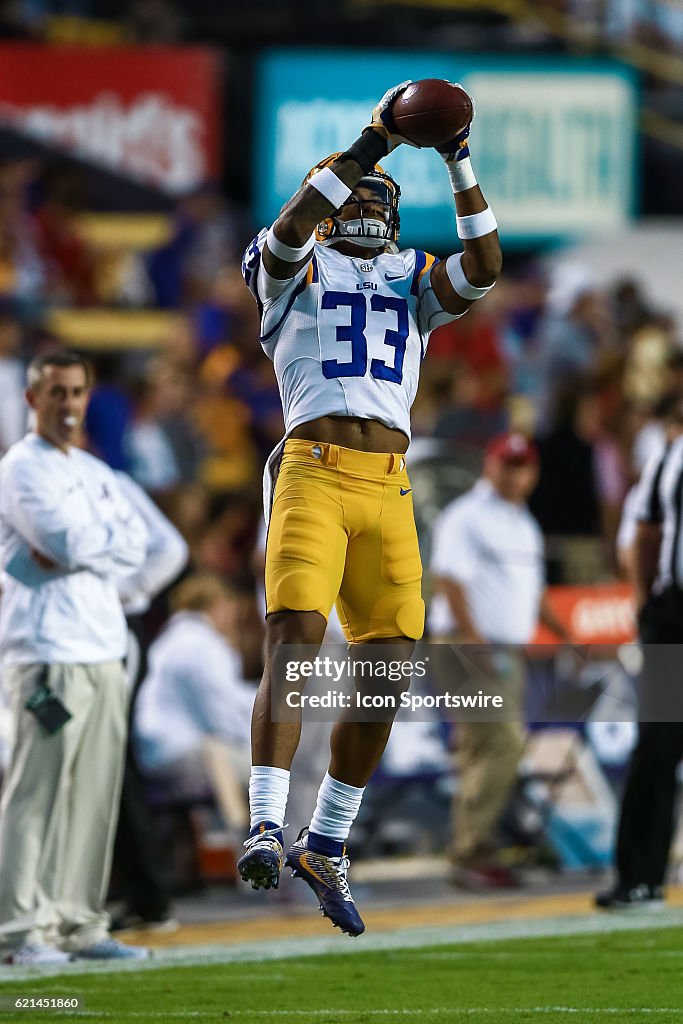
[368, 80, 419, 153]
[435, 119, 473, 164]
[389, 79, 474, 148]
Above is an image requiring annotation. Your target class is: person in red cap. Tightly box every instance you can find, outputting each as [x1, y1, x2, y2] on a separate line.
[486, 431, 537, 467]
[429, 432, 570, 889]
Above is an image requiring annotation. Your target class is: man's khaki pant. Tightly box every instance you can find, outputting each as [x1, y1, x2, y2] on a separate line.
[452, 653, 526, 865]
[0, 661, 128, 953]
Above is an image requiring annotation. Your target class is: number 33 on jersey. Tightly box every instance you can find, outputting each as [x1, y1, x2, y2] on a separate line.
[242, 229, 465, 441]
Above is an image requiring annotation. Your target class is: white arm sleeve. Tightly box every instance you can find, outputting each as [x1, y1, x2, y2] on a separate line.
[241, 226, 314, 306]
[417, 263, 467, 339]
[256, 260, 311, 303]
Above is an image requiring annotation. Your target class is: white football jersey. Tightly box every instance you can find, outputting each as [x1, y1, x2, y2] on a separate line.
[242, 229, 464, 440]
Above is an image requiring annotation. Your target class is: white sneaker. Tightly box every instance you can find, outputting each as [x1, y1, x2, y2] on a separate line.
[3, 943, 71, 965]
[70, 937, 150, 960]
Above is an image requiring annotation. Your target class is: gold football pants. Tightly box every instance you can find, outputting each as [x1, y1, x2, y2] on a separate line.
[266, 439, 425, 643]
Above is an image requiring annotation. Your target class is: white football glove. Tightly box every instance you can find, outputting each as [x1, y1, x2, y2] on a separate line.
[365, 80, 420, 153]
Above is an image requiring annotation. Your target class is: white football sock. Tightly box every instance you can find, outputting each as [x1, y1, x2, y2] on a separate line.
[309, 772, 365, 842]
[249, 765, 290, 830]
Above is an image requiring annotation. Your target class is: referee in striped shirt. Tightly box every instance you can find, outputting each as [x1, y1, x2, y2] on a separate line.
[597, 396, 683, 909]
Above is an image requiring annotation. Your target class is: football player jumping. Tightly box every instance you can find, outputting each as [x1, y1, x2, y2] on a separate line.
[239, 81, 502, 935]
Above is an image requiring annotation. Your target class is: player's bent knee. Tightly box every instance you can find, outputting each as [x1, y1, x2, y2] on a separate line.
[272, 569, 328, 617]
[395, 596, 425, 640]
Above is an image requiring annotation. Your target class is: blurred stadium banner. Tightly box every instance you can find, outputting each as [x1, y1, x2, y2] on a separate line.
[254, 50, 637, 247]
[533, 582, 636, 645]
[0, 44, 222, 194]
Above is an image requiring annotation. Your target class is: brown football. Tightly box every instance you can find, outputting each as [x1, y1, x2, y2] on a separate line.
[389, 79, 473, 147]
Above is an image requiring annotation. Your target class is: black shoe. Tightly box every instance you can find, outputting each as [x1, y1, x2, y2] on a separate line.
[595, 883, 664, 910]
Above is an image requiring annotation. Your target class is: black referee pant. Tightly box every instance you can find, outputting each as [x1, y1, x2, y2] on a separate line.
[112, 614, 171, 920]
[615, 588, 683, 890]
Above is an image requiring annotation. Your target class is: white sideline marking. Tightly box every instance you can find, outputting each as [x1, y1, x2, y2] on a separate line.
[39, 1010, 683, 1018]
[415, 949, 683, 960]
[1, 907, 682, 983]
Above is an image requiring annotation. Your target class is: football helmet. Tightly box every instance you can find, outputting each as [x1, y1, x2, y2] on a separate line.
[303, 154, 400, 254]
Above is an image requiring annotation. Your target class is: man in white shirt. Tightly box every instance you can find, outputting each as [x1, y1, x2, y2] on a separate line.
[429, 432, 569, 889]
[134, 574, 254, 822]
[0, 351, 150, 965]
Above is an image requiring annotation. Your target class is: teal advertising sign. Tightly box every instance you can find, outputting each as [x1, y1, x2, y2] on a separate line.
[254, 50, 637, 249]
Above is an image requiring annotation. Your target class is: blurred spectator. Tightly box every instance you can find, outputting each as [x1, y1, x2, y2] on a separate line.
[147, 187, 249, 309]
[501, 265, 549, 402]
[157, 483, 211, 564]
[429, 433, 570, 889]
[632, 357, 683, 472]
[195, 318, 283, 486]
[611, 278, 655, 343]
[531, 382, 604, 539]
[125, 357, 203, 494]
[536, 263, 617, 434]
[32, 164, 98, 306]
[194, 345, 257, 489]
[427, 302, 509, 445]
[84, 354, 134, 471]
[133, 574, 254, 829]
[0, 312, 25, 454]
[193, 263, 255, 358]
[605, 0, 683, 49]
[623, 316, 678, 409]
[194, 490, 260, 580]
[667, 349, 683, 394]
[0, 161, 44, 304]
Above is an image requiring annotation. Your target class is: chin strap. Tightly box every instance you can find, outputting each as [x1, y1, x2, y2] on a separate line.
[324, 215, 397, 253]
[326, 237, 398, 255]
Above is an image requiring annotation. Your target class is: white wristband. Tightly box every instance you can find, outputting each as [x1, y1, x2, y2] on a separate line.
[456, 206, 498, 240]
[446, 253, 496, 301]
[446, 156, 477, 194]
[266, 226, 315, 262]
[308, 166, 352, 210]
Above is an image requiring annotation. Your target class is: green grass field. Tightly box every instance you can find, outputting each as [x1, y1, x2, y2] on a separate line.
[1, 925, 682, 1024]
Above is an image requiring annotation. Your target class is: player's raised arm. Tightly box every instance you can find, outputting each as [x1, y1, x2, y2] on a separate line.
[262, 82, 415, 282]
[428, 95, 503, 316]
